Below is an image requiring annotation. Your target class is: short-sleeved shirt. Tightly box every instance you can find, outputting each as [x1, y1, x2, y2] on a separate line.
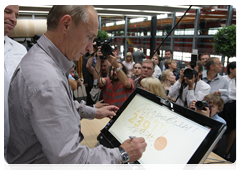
[100, 77, 134, 108]
[122, 61, 135, 77]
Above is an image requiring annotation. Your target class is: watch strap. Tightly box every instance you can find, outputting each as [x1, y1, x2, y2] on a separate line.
[119, 147, 130, 164]
[115, 67, 121, 73]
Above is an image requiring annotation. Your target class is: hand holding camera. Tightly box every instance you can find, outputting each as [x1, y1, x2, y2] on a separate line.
[93, 38, 114, 60]
[192, 100, 211, 117]
[195, 100, 210, 111]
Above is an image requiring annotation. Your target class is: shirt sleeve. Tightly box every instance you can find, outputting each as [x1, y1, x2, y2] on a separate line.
[74, 100, 96, 119]
[153, 65, 162, 78]
[221, 79, 229, 104]
[30, 87, 121, 164]
[187, 82, 211, 107]
[168, 80, 181, 99]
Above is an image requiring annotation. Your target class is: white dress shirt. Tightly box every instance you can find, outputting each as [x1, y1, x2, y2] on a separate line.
[4, 36, 27, 79]
[169, 80, 211, 107]
[153, 64, 162, 78]
[223, 75, 236, 100]
[4, 36, 27, 159]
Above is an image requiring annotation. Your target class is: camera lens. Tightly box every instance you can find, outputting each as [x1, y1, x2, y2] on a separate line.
[184, 69, 193, 79]
[101, 44, 112, 56]
[195, 101, 210, 111]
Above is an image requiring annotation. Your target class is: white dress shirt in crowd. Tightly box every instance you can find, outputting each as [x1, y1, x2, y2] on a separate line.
[4, 36, 27, 79]
[152, 64, 162, 78]
[169, 80, 211, 107]
[4, 35, 27, 159]
[202, 72, 229, 103]
[223, 75, 236, 100]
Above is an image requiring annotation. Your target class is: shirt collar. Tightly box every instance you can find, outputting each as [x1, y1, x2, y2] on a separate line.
[37, 34, 73, 75]
[202, 71, 220, 81]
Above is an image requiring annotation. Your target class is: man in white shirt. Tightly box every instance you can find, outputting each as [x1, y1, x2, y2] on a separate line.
[169, 61, 210, 107]
[4, 5, 27, 159]
[202, 57, 229, 104]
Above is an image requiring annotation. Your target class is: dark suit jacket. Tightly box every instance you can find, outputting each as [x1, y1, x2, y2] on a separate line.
[132, 50, 146, 63]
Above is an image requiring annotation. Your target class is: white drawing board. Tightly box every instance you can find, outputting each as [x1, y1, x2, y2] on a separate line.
[109, 94, 211, 164]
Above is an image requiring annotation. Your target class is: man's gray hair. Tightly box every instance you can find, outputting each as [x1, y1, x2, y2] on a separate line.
[47, 5, 96, 31]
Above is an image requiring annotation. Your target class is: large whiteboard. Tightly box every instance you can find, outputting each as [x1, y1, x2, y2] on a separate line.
[109, 94, 210, 164]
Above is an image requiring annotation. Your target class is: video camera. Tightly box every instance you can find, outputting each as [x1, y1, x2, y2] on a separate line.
[93, 37, 114, 59]
[184, 54, 198, 79]
[195, 100, 210, 111]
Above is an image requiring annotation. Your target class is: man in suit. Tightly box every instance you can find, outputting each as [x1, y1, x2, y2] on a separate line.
[132, 47, 146, 63]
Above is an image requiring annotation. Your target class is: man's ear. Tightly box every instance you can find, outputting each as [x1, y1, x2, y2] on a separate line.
[210, 64, 215, 70]
[60, 15, 72, 33]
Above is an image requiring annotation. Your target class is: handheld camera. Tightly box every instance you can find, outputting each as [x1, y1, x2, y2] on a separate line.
[93, 38, 114, 59]
[184, 54, 198, 79]
[195, 100, 210, 111]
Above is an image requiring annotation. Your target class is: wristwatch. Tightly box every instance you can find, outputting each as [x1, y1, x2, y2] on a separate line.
[119, 147, 130, 164]
[115, 67, 121, 73]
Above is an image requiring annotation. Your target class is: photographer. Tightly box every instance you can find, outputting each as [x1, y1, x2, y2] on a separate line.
[189, 93, 226, 124]
[168, 61, 210, 107]
[93, 47, 134, 108]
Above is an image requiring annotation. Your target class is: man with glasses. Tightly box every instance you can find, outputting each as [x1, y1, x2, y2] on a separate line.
[202, 57, 229, 103]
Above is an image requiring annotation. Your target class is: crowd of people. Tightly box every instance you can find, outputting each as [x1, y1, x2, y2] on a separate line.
[4, 5, 236, 164]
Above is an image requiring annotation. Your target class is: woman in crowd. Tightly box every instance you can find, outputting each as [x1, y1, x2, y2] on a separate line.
[160, 69, 176, 96]
[122, 52, 135, 77]
[164, 59, 179, 80]
[140, 77, 166, 99]
[151, 53, 162, 78]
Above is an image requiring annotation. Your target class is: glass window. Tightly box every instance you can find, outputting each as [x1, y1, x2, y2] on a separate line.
[101, 16, 125, 36]
[199, 6, 229, 36]
[127, 37, 150, 58]
[127, 16, 150, 37]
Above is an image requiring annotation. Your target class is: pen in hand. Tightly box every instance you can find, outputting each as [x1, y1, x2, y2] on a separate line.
[129, 136, 135, 141]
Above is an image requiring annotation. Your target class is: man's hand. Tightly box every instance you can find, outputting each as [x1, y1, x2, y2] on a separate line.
[120, 137, 147, 162]
[189, 100, 197, 109]
[94, 100, 109, 109]
[95, 105, 119, 119]
[178, 68, 185, 83]
[97, 46, 103, 58]
[195, 107, 210, 117]
[107, 52, 119, 68]
[213, 91, 221, 96]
